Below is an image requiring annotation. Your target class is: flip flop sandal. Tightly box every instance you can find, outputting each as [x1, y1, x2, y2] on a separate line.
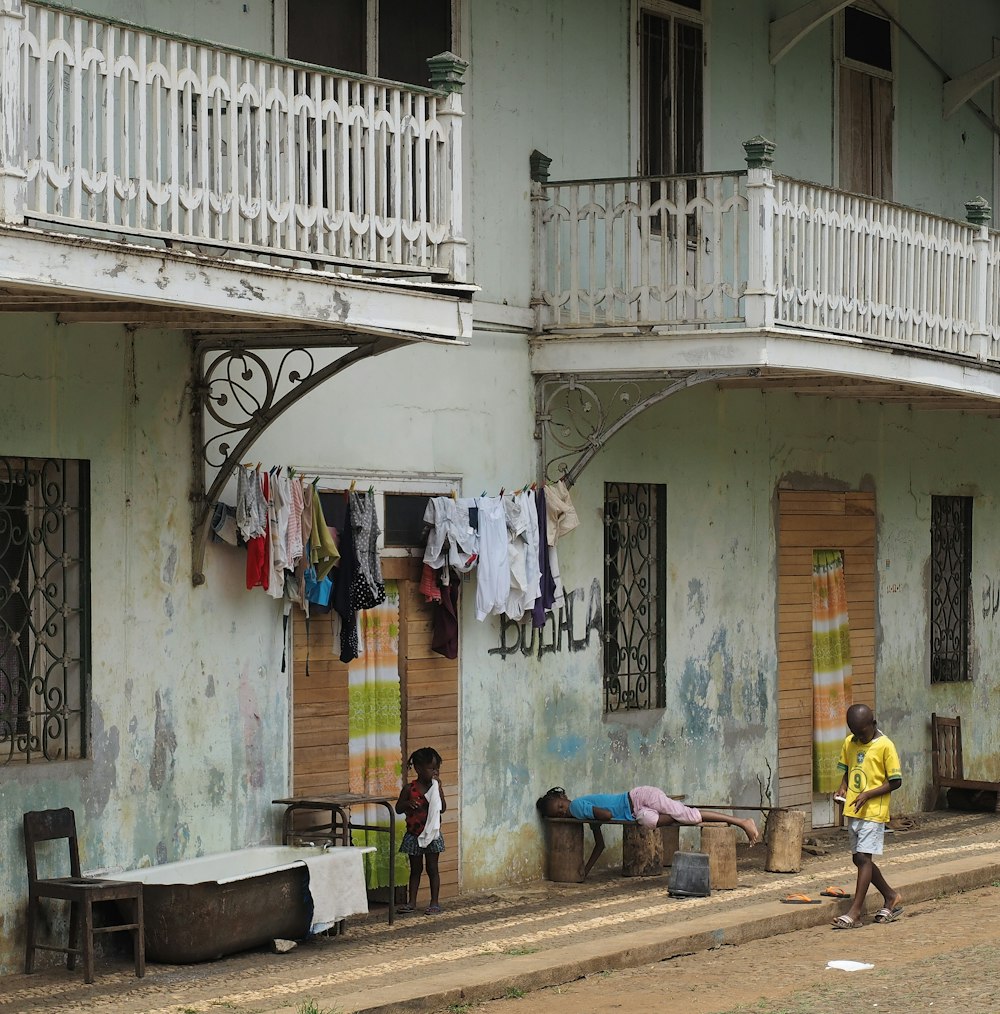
[424, 904, 442, 915]
[873, 905, 904, 923]
[820, 886, 850, 898]
[397, 904, 415, 913]
[781, 893, 821, 904]
[832, 914, 863, 929]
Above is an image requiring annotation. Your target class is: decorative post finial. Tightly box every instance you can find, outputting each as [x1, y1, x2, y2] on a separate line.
[427, 52, 468, 93]
[965, 196, 991, 227]
[742, 136, 777, 170]
[530, 150, 552, 183]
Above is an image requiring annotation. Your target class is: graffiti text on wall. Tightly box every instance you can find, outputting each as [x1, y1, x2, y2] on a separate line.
[982, 575, 1000, 620]
[488, 579, 603, 660]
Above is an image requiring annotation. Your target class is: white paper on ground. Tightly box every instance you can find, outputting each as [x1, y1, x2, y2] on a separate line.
[827, 960, 875, 972]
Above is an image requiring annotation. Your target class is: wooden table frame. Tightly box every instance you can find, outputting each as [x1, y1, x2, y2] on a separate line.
[273, 793, 398, 924]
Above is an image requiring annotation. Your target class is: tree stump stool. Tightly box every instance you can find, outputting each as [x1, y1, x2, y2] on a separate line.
[545, 820, 585, 883]
[765, 808, 805, 873]
[699, 823, 737, 889]
[660, 824, 680, 867]
[622, 824, 663, 877]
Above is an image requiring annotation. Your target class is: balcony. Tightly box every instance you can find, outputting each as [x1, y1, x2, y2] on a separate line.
[0, 0, 472, 342]
[532, 140, 1000, 361]
[530, 139, 1000, 483]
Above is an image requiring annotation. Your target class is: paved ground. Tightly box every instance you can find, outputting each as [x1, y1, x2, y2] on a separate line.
[2, 810, 999, 1014]
[479, 881, 1000, 1013]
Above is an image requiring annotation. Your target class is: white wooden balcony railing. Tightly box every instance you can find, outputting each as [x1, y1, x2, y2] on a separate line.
[532, 140, 1000, 364]
[0, 0, 466, 280]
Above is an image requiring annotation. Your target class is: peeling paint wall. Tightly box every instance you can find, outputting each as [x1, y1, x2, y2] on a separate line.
[0, 319, 288, 973]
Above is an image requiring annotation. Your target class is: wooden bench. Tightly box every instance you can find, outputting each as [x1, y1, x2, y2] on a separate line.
[543, 817, 679, 881]
[931, 714, 1000, 812]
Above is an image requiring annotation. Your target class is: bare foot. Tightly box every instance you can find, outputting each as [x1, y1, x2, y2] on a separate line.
[740, 818, 761, 846]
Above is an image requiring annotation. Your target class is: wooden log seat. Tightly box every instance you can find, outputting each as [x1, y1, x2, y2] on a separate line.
[699, 822, 737, 889]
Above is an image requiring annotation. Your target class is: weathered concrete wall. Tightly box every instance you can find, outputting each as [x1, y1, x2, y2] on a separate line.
[0, 318, 287, 973]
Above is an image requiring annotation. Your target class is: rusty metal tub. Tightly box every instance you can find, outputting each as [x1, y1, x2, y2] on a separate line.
[113, 844, 373, 963]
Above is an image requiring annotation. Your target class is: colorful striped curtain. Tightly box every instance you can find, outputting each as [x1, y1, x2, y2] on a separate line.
[348, 581, 409, 889]
[812, 550, 853, 793]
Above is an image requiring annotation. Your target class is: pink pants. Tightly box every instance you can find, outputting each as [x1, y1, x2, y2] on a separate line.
[629, 786, 702, 829]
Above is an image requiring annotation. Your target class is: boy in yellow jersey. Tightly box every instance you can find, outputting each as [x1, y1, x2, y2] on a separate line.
[832, 703, 904, 928]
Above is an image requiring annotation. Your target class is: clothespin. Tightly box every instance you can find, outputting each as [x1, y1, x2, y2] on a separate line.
[498, 487, 505, 498]
[349, 478, 357, 492]
[480, 490, 487, 497]
[368, 484, 374, 495]
[450, 489, 457, 500]
[530, 481, 537, 490]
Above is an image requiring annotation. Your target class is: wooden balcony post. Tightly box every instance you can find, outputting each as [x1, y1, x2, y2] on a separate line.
[0, 0, 25, 224]
[743, 136, 777, 329]
[427, 52, 469, 283]
[965, 196, 992, 362]
[530, 150, 553, 334]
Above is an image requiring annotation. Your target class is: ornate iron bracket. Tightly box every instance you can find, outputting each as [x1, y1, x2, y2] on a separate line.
[535, 368, 762, 486]
[189, 333, 401, 585]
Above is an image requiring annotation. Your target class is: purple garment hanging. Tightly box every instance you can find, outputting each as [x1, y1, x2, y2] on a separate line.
[531, 487, 556, 629]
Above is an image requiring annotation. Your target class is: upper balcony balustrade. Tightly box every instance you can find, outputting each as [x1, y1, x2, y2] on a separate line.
[0, 0, 470, 341]
[531, 139, 1000, 371]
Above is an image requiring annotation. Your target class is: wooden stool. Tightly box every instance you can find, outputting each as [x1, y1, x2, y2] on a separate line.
[699, 823, 737, 889]
[622, 824, 663, 877]
[545, 820, 585, 882]
[660, 824, 680, 866]
[765, 808, 805, 873]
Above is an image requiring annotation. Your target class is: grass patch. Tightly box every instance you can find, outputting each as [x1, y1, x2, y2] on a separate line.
[297, 1000, 342, 1014]
[504, 987, 526, 999]
[503, 946, 539, 956]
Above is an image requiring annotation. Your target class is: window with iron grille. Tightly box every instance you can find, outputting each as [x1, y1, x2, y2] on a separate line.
[930, 495, 972, 684]
[603, 482, 666, 712]
[0, 457, 90, 763]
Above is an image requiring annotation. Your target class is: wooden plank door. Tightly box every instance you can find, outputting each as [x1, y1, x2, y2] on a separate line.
[290, 558, 461, 901]
[777, 491, 876, 826]
[397, 567, 460, 901]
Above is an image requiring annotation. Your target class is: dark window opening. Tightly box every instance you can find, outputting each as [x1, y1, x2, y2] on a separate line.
[930, 495, 972, 684]
[0, 457, 89, 764]
[288, 0, 366, 73]
[379, 0, 451, 86]
[844, 7, 892, 72]
[604, 482, 666, 713]
[384, 493, 431, 548]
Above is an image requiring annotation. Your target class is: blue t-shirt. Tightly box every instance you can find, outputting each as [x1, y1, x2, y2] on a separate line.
[568, 792, 633, 821]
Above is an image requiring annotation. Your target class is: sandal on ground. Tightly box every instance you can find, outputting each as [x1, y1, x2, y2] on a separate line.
[781, 893, 821, 904]
[873, 905, 904, 923]
[820, 886, 850, 898]
[425, 904, 442, 915]
[397, 904, 415, 913]
[832, 914, 863, 929]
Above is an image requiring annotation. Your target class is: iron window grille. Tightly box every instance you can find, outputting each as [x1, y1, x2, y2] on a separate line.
[0, 457, 90, 763]
[603, 482, 666, 712]
[930, 494, 972, 684]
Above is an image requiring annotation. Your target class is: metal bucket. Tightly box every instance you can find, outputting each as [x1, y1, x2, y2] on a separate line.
[667, 850, 711, 897]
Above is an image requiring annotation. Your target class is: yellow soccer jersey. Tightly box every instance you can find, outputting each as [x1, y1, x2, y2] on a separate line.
[837, 732, 901, 823]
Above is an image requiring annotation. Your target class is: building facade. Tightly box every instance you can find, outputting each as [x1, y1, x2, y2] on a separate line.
[3, 0, 1000, 972]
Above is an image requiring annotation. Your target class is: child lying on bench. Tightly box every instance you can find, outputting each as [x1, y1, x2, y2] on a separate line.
[536, 786, 761, 877]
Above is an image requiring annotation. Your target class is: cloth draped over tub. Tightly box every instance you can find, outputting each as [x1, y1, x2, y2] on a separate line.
[811, 549, 853, 793]
[348, 581, 409, 890]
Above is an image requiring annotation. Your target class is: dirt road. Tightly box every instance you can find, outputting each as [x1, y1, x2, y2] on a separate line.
[470, 883, 1000, 1014]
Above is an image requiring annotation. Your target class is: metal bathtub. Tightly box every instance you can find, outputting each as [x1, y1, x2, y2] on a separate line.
[113, 845, 368, 963]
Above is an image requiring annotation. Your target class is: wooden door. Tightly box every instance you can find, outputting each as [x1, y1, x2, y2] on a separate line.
[290, 557, 461, 900]
[777, 491, 876, 825]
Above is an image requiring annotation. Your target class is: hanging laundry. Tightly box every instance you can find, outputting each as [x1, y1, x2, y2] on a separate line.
[474, 495, 510, 621]
[422, 497, 479, 573]
[530, 486, 557, 629]
[245, 471, 270, 591]
[503, 491, 537, 620]
[349, 491, 386, 610]
[431, 571, 460, 660]
[310, 485, 341, 580]
[333, 492, 360, 663]
[266, 470, 289, 601]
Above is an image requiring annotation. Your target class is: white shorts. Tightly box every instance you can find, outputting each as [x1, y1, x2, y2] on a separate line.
[847, 817, 885, 856]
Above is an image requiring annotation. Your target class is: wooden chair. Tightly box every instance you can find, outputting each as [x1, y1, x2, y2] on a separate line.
[23, 808, 145, 984]
[930, 714, 1000, 812]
